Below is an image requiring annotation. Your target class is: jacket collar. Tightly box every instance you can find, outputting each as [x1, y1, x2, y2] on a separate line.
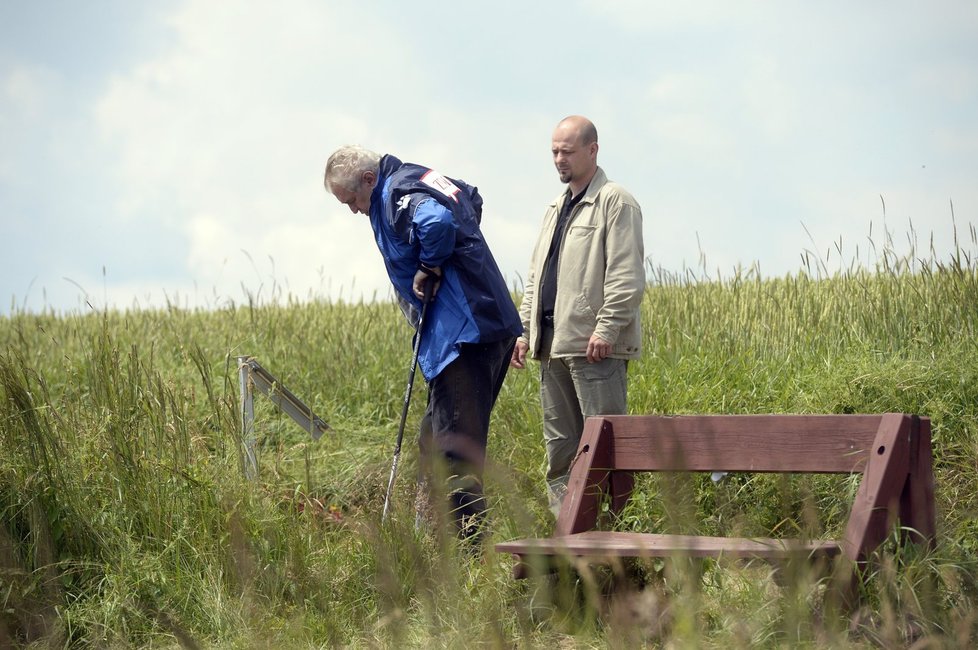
[552, 166, 608, 207]
[378, 154, 402, 179]
[371, 154, 402, 215]
[580, 166, 608, 203]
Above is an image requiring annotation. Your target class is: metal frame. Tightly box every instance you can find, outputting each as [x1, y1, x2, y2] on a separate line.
[237, 355, 331, 479]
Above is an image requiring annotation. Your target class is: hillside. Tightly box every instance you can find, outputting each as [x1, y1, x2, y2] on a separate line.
[2, 247, 977, 647]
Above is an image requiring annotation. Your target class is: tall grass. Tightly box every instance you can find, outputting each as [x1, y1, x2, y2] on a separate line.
[2, 225, 977, 647]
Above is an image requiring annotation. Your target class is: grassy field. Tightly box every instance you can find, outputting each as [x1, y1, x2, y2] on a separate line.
[2, 230, 977, 648]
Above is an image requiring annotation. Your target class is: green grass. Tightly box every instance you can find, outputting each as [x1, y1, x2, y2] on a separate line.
[2, 227, 978, 647]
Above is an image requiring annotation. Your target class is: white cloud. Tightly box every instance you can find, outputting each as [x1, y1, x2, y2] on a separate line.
[87, 1, 568, 307]
[0, 63, 59, 182]
[2, 1, 976, 313]
[580, 0, 759, 31]
[2, 65, 54, 115]
[88, 1, 406, 305]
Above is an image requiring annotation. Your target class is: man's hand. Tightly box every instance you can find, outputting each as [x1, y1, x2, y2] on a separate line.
[413, 267, 441, 300]
[586, 334, 612, 363]
[510, 339, 529, 369]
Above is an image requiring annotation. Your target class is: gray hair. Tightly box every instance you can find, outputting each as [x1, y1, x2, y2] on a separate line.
[324, 145, 381, 192]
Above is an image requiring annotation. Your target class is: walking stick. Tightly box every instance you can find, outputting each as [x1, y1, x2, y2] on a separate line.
[381, 277, 435, 523]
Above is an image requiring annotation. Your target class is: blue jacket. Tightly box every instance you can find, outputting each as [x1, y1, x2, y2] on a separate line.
[369, 155, 522, 380]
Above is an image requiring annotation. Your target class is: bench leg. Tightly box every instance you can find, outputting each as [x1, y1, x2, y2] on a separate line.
[900, 416, 937, 548]
[557, 419, 615, 536]
[610, 470, 635, 516]
[510, 554, 559, 580]
[823, 560, 861, 620]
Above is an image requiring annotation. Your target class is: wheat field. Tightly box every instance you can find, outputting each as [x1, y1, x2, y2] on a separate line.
[2, 228, 977, 648]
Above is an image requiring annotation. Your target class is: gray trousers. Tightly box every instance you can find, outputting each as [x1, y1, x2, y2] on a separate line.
[539, 327, 628, 514]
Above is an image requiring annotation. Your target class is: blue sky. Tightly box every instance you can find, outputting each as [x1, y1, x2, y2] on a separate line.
[2, 1, 976, 314]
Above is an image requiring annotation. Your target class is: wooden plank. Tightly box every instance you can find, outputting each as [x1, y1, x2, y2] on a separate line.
[842, 413, 911, 560]
[601, 414, 884, 473]
[901, 416, 937, 546]
[556, 418, 613, 536]
[497, 531, 843, 560]
[609, 468, 635, 516]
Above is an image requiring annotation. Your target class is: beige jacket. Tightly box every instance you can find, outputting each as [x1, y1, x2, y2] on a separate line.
[518, 167, 645, 360]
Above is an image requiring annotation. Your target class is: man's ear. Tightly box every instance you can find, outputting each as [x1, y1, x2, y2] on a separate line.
[362, 170, 377, 188]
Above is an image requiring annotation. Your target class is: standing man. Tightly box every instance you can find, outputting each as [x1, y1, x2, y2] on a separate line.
[510, 116, 645, 515]
[324, 146, 521, 541]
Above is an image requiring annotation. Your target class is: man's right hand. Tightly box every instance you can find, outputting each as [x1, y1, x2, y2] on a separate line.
[510, 339, 529, 369]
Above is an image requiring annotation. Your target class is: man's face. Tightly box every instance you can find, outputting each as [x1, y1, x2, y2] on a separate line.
[551, 126, 597, 185]
[331, 171, 375, 214]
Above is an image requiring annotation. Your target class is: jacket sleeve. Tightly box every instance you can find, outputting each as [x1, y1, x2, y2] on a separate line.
[594, 196, 645, 344]
[411, 198, 456, 268]
[517, 245, 539, 344]
[519, 204, 557, 344]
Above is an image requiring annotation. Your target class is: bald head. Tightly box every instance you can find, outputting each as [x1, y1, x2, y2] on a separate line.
[556, 115, 598, 146]
[551, 115, 599, 194]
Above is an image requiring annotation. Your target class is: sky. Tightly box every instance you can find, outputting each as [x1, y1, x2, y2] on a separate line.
[1, 1, 976, 315]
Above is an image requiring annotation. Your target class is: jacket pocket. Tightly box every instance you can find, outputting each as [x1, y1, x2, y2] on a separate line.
[569, 356, 626, 382]
[573, 293, 597, 324]
[566, 224, 596, 241]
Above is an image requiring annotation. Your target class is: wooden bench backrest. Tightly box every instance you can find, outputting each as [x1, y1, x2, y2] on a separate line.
[591, 413, 886, 473]
[557, 413, 935, 561]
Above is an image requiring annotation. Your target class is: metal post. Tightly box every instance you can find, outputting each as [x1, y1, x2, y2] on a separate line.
[237, 355, 258, 480]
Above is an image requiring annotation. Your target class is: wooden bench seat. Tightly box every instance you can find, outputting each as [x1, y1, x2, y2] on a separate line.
[497, 413, 935, 577]
[500, 531, 843, 560]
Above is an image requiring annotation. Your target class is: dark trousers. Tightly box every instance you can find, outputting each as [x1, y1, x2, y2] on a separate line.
[417, 336, 516, 538]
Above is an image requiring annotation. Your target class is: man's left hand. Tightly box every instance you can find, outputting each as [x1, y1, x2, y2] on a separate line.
[586, 334, 612, 363]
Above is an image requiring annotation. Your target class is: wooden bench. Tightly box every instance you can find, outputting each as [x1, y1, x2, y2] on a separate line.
[496, 413, 936, 579]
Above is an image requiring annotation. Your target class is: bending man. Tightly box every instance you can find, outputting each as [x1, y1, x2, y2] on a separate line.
[325, 146, 521, 539]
